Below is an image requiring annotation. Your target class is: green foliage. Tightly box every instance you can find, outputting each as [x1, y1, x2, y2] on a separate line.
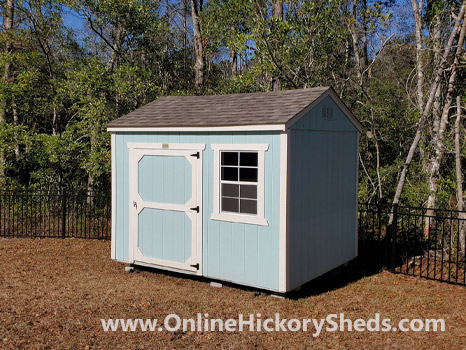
[214, 72, 264, 94]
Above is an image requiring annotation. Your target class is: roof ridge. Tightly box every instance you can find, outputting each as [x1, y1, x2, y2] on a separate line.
[158, 86, 331, 100]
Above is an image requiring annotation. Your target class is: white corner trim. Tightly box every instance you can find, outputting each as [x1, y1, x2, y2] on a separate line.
[107, 124, 286, 133]
[128, 147, 136, 263]
[211, 143, 268, 226]
[285, 130, 292, 292]
[111, 133, 116, 260]
[210, 213, 268, 226]
[127, 142, 206, 151]
[278, 131, 288, 292]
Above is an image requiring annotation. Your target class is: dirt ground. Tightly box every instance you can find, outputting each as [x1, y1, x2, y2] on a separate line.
[0, 238, 465, 349]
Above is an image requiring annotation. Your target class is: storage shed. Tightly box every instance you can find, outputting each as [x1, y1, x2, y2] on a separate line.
[107, 87, 362, 293]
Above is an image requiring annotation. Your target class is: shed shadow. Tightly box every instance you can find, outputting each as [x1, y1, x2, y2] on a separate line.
[130, 257, 383, 300]
[285, 258, 383, 300]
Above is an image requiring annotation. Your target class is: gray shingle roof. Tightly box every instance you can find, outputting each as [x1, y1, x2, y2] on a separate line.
[107, 87, 331, 128]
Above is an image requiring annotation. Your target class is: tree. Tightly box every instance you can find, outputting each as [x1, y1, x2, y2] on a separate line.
[0, 0, 14, 182]
[391, 3, 466, 209]
[454, 96, 465, 253]
[190, 0, 204, 91]
[271, 0, 282, 91]
[424, 6, 466, 211]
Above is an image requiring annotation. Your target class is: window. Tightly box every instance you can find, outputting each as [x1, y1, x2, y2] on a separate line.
[221, 151, 258, 215]
[211, 144, 268, 226]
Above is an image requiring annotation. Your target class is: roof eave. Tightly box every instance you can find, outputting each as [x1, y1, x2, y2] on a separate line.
[107, 124, 287, 133]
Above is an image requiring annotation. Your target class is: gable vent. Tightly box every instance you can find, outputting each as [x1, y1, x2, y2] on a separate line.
[322, 107, 334, 120]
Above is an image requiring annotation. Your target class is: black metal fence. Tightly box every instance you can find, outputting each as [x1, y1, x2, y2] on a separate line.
[1, 188, 466, 287]
[358, 203, 466, 286]
[0, 189, 111, 239]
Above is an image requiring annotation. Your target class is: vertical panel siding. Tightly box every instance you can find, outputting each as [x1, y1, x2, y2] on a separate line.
[290, 95, 357, 132]
[114, 131, 281, 291]
[288, 95, 358, 291]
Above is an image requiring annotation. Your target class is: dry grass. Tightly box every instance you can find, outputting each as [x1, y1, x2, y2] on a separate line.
[1, 238, 465, 349]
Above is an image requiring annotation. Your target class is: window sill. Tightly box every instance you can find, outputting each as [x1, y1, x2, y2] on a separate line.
[210, 213, 268, 226]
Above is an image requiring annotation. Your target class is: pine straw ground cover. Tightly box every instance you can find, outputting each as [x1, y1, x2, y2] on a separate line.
[0, 239, 465, 350]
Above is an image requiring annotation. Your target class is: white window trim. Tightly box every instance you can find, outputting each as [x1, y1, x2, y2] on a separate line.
[211, 144, 268, 226]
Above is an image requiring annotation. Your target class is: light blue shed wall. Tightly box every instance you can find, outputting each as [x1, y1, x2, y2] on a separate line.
[114, 132, 282, 291]
[288, 96, 359, 290]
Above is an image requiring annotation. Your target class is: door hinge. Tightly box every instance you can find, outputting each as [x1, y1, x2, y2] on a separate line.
[190, 152, 200, 159]
[190, 206, 200, 213]
[190, 263, 199, 270]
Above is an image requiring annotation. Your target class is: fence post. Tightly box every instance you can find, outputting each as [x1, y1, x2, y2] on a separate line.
[61, 188, 67, 239]
[391, 203, 398, 270]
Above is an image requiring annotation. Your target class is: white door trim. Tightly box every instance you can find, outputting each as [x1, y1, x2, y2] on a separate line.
[127, 142, 206, 151]
[128, 143, 204, 275]
[111, 133, 116, 260]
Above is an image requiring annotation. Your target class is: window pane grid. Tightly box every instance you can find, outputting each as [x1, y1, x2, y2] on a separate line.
[220, 151, 259, 215]
[221, 195, 257, 200]
[221, 180, 259, 185]
[220, 165, 258, 169]
[221, 197, 257, 214]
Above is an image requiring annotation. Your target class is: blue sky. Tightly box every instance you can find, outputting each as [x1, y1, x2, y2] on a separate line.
[63, 6, 87, 42]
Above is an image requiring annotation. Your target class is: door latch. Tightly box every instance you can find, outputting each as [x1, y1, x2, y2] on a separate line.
[133, 201, 137, 209]
[190, 206, 200, 213]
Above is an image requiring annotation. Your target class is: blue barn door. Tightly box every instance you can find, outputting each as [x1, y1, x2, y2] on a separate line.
[128, 143, 204, 274]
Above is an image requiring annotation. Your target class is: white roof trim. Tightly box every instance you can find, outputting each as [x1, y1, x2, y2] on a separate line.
[285, 89, 363, 132]
[107, 124, 286, 132]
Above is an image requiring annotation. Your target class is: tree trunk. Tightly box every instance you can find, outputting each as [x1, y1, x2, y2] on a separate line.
[107, 24, 123, 116]
[2, 0, 13, 88]
[231, 51, 237, 77]
[348, 0, 365, 89]
[12, 97, 19, 160]
[411, 0, 425, 112]
[86, 134, 97, 205]
[431, 14, 443, 133]
[107, 25, 122, 73]
[271, 0, 283, 91]
[362, 0, 368, 70]
[52, 104, 57, 136]
[86, 174, 94, 205]
[0, 0, 14, 181]
[428, 15, 443, 229]
[391, 4, 466, 211]
[183, 0, 188, 72]
[425, 10, 465, 214]
[454, 96, 465, 254]
[190, 0, 204, 91]
[374, 132, 383, 200]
